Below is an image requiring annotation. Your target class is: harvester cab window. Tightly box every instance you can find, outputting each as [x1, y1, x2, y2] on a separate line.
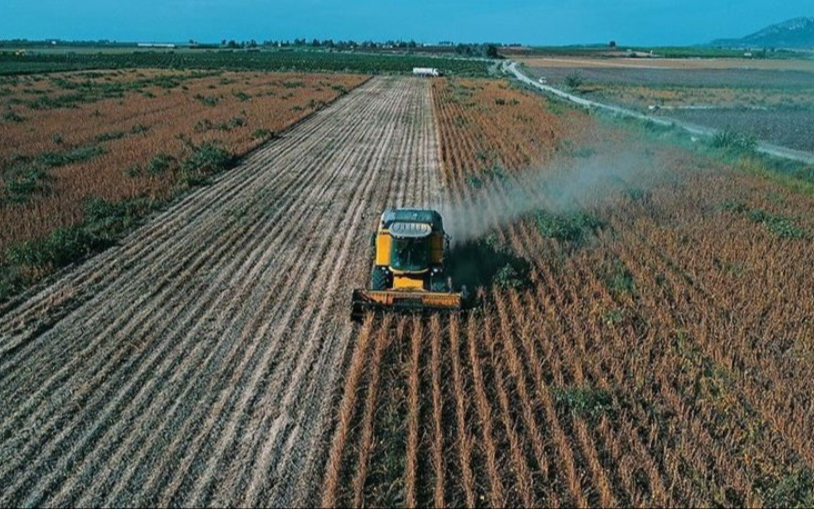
[390, 237, 429, 272]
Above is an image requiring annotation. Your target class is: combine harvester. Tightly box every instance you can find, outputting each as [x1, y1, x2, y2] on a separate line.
[351, 208, 467, 321]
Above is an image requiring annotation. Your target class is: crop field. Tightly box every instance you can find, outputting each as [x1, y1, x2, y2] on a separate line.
[522, 60, 814, 152]
[0, 76, 442, 507]
[321, 78, 814, 507]
[2, 73, 814, 509]
[0, 69, 368, 299]
[518, 56, 814, 71]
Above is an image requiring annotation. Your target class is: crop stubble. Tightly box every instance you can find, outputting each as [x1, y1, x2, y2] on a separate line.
[0, 76, 442, 507]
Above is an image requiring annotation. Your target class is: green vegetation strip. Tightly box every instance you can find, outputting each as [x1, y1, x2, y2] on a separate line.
[608, 113, 814, 197]
[0, 50, 489, 76]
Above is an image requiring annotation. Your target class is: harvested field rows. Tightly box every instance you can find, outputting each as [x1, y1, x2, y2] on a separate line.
[0, 76, 442, 507]
[322, 78, 814, 507]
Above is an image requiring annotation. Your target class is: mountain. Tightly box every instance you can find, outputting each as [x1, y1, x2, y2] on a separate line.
[711, 17, 814, 49]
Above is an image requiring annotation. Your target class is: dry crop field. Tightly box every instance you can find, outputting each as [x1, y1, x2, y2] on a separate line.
[0, 76, 439, 507]
[1, 74, 814, 509]
[0, 69, 367, 298]
[520, 60, 814, 152]
[517, 56, 814, 71]
[322, 78, 814, 508]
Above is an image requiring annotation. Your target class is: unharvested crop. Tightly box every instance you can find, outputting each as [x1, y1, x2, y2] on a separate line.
[322, 77, 814, 508]
[0, 69, 368, 300]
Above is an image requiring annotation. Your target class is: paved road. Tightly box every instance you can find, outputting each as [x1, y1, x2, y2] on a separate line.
[505, 61, 814, 165]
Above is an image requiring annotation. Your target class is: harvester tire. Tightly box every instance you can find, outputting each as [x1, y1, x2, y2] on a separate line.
[371, 267, 388, 291]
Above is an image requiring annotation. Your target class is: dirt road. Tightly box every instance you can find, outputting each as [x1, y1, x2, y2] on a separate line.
[0, 76, 443, 507]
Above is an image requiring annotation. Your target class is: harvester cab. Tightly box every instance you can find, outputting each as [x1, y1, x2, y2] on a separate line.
[351, 208, 467, 321]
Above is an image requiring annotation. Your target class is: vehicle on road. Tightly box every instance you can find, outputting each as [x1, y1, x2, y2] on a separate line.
[412, 67, 442, 77]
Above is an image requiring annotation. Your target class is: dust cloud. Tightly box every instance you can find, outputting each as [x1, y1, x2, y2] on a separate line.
[433, 148, 667, 245]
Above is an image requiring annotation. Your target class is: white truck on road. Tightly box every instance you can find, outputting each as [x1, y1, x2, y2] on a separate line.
[412, 67, 441, 77]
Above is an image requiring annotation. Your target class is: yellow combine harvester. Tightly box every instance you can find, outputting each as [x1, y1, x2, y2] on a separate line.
[351, 208, 467, 321]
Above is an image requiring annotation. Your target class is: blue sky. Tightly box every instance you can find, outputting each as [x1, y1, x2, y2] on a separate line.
[2, 1, 811, 46]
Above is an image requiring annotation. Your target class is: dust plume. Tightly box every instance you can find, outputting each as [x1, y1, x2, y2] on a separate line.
[434, 147, 669, 245]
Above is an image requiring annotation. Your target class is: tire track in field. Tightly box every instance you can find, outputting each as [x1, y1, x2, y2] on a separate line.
[0, 76, 441, 508]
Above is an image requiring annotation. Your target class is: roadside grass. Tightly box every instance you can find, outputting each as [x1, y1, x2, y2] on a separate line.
[606, 113, 814, 197]
[711, 130, 757, 153]
[600, 109, 814, 236]
[514, 72, 814, 197]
